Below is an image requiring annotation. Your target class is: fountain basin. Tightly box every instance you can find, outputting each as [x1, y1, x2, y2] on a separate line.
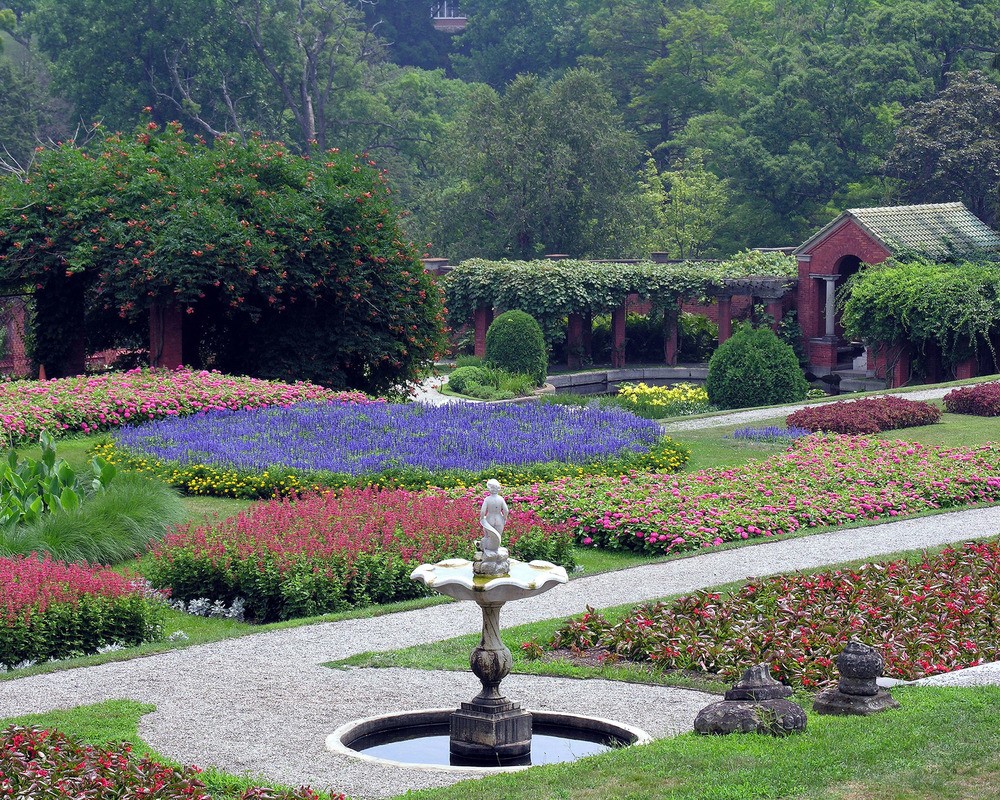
[410, 558, 568, 603]
[328, 708, 651, 772]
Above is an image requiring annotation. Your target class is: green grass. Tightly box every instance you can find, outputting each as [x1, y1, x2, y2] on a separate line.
[0, 700, 335, 800]
[394, 687, 1000, 800]
[5, 690, 1000, 800]
[671, 403, 999, 472]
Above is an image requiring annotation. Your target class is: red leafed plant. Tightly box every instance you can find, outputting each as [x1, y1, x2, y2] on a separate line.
[786, 396, 940, 434]
[543, 541, 1000, 690]
[147, 487, 574, 623]
[944, 383, 1000, 417]
[0, 725, 335, 800]
[1, 556, 163, 669]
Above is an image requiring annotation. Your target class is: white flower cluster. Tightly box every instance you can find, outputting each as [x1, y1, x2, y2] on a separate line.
[171, 596, 247, 621]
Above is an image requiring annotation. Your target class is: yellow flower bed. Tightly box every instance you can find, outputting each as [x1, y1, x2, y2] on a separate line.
[617, 382, 709, 407]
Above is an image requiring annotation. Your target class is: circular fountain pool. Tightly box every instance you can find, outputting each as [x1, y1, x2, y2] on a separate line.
[328, 709, 651, 772]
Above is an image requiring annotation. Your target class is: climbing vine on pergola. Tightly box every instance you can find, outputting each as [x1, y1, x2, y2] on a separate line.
[444, 253, 798, 347]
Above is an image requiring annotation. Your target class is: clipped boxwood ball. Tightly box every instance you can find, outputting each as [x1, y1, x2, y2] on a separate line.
[485, 310, 548, 386]
[447, 366, 488, 395]
[707, 326, 808, 410]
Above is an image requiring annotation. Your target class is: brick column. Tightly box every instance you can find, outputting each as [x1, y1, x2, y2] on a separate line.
[663, 308, 678, 365]
[149, 303, 184, 369]
[716, 295, 733, 344]
[567, 312, 584, 369]
[765, 299, 784, 331]
[582, 310, 593, 362]
[868, 341, 911, 388]
[473, 307, 493, 358]
[611, 305, 627, 367]
[954, 356, 978, 380]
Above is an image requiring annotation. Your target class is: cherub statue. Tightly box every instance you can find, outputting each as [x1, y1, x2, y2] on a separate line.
[474, 478, 510, 576]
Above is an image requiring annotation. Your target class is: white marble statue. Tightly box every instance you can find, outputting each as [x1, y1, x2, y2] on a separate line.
[475, 478, 510, 575]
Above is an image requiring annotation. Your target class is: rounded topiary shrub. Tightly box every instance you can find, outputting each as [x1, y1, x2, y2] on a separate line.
[706, 327, 808, 410]
[485, 310, 548, 386]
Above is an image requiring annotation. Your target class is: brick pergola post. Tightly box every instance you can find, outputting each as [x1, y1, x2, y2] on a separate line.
[473, 307, 493, 358]
[716, 294, 733, 344]
[954, 356, 978, 380]
[149, 303, 184, 369]
[663, 307, 678, 365]
[611, 305, 627, 367]
[567, 312, 585, 369]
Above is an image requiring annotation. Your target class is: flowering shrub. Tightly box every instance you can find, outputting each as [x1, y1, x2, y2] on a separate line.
[727, 425, 811, 443]
[611, 382, 713, 419]
[147, 487, 574, 622]
[106, 403, 688, 497]
[0, 725, 332, 799]
[542, 542, 1000, 689]
[1, 556, 163, 669]
[519, 436, 1000, 554]
[944, 383, 1000, 416]
[0, 368, 371, 446]
[786, 396, 941, 434]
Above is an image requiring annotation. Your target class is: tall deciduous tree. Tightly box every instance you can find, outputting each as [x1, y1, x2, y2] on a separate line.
[885, 71, 1000, 224]
[427, 69, 642, 260]
[641, 149, 729, 259]
[0, 121, 446, 390]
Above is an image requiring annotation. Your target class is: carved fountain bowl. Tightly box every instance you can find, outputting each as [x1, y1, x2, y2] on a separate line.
[410, 558, 569, 604]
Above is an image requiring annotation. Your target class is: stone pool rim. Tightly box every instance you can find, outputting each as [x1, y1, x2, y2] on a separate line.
[326, 707, 653, 774]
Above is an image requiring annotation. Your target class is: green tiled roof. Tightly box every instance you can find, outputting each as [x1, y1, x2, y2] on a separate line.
[795, 202, 1000, 258]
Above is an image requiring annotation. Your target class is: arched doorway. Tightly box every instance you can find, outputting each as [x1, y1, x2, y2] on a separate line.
[832, 254, 864, 366]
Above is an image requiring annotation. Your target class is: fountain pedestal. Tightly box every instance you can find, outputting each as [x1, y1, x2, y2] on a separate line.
[450, 601, 532, 761]
[410, 558, 568, 765]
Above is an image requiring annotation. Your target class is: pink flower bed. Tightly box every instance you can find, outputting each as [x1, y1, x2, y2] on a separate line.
[786, 396, 940, 434]
[1, 556, 162, 669]
[0, 368, 374, 444]
[147, 487, 573, 622]
[518, 435, 1000, 555]
[0, 726, 332, 800]
[944, 382, 1000, 417]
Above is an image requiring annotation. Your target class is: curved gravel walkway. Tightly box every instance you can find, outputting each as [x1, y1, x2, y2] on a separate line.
[661, 384, 987, 432]
[2, 505, 1000, 799]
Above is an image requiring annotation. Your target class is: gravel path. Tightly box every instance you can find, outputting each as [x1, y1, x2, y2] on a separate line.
[3, 505, 1000, 799]
[660, 384, 991, 431]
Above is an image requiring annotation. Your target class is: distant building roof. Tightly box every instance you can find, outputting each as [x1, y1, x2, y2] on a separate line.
[794, 201, 1000, 258]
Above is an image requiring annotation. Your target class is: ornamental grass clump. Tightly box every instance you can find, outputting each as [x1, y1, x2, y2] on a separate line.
[787, 396, 941, 434]
[0, 368, 371, 446]
[943, 383, 1000, 416]
[0, 555, 163, 669]
[0, 726, 331, 800]
[540, 542, 1000, 690]
[519, 436, 1000, 554]
[147, 487, 574, 623]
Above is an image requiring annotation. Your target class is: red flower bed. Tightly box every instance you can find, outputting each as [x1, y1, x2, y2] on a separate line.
[1, 556, 162, 669]
[542, 542, 1000, 690]
[786, 396, 940, 434]
[147, 488, 574, 622]
[0, 725, 331, 799]
[944, 383, 1000, 417]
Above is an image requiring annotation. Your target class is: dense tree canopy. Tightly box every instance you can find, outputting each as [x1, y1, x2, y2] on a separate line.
[3, 0, 1000, 259]
[0, 121, 446, 390]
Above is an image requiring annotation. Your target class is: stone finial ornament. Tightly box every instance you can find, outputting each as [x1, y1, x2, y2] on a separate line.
[694, 663, 806, 736]
[812, 638, 900, 716]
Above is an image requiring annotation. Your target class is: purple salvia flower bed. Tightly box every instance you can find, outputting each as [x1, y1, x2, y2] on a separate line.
[113, 402, 663, 474]
[728, 425, 812, 442]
